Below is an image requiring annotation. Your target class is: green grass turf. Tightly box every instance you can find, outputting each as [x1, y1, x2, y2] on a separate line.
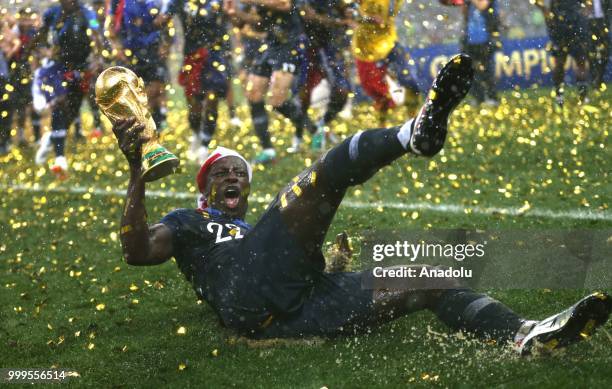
[0, 85, 611, 387]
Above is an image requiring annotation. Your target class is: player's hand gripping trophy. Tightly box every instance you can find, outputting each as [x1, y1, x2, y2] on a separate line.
[95, 66, 179, 181]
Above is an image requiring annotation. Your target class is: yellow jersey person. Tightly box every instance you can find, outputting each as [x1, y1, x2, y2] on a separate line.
[353, 0, 420, 121]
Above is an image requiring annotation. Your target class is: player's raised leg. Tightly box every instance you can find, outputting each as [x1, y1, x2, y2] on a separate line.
[276, 54, 474, 261]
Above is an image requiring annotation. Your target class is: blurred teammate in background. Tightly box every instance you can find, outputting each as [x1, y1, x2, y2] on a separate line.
[462, 0, 500, 106]
[0, 14, 18, 154]
[81, 0, 110, 139]
[108, 0, 168, 129]
[158, 0, 233, 164]
[232, 5, 266, 120]
[297, 0, 354, 152]
[233, 5, 266, 84]
[224, 0, 317, 164]
[30, 0, 103, 177]
[7, 7, 42, 147]
[585, 0, 610, 91]
[536, 0, 591, 105]
[352, 0, 421, 125]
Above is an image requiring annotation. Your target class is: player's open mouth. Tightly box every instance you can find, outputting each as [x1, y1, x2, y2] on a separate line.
[223, 186, 241, 209]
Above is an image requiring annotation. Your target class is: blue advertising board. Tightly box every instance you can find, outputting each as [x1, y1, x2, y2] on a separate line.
[408, 36, 611, 93]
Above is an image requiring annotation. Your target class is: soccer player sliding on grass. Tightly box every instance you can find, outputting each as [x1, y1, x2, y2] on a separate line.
[113, 55, 611, 355]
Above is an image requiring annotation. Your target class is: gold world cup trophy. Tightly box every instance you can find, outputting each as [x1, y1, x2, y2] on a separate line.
[95, 66, 179, 182]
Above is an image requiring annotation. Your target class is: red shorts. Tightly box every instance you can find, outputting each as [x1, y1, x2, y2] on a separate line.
[355, 59, 394, 111]
[64, 69, 91, 94]
[178, 47, 209, 98]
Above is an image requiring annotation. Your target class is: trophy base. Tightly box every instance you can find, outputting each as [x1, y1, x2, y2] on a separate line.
[141, 146, 180, 182]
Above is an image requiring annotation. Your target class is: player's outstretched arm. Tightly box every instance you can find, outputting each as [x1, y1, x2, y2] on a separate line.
[113, 119, 173, 266]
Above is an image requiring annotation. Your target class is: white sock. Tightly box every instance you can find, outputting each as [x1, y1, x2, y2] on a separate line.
[348, 130, 363, 162]
[513, 320, 538, 344]
[396, 118, 414, 150]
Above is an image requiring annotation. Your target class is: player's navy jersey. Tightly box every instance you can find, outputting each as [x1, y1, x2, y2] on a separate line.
[160, 205, 323, 331]
[110, 0, 161, 53]
[299, 0, 346, 46]
[164, 0, 227, 55]
[160, 207, 263, 325]
[42, 5, 99, 70]
[255, 2, 303, 45]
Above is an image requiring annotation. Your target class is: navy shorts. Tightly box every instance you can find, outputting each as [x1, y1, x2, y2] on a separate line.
[227, 204, 376, 338]
[250, 40, 303, 78]
[237, 205, 321, 314]
[203, 49, 230, 96]
[254, 271, 376, 339]
[241, 37, 264, 71]
[126, 50, 168, 83]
